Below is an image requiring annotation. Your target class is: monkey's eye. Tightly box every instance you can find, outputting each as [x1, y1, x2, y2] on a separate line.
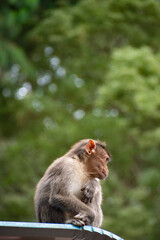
[106, 156, 110, 163]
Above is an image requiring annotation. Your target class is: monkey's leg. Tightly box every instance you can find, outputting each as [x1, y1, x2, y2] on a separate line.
[81, 179, 103, 227]
[37, 198, 65, 223]
[87, 200, 103, 227]
[49, 194, 95, 227]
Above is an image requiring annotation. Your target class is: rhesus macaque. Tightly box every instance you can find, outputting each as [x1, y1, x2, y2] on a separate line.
[34, 139, 111, 227]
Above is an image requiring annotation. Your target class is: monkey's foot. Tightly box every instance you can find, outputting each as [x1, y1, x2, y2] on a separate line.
[81, 184, 94, 204]
[66, 213, 88, 227]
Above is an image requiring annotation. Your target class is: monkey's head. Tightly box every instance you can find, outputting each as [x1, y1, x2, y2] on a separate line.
[85, 139, 111, 180]
[67, 139, 111, 180]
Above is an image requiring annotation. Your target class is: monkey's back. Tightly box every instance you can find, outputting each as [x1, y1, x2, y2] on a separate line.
[34, 156, 89, 222]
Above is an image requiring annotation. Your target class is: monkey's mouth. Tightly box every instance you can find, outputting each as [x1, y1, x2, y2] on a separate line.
[97, 172, 108, 180]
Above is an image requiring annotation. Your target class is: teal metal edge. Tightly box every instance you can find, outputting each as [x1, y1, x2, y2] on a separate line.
[0, 221, 124, 240]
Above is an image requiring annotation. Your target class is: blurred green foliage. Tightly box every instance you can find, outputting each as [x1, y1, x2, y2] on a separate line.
[0, 0, 160, 239]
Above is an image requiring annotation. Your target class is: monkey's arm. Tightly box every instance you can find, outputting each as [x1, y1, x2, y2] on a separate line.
[49, 193, 95, 227]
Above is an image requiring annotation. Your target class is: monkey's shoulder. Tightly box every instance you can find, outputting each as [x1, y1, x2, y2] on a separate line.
[45, 157, 88, 195]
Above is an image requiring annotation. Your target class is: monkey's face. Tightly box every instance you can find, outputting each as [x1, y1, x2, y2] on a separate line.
[86, 147, 110, 180]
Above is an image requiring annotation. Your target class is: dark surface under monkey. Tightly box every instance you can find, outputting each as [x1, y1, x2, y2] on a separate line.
[34, 139, 111, 227]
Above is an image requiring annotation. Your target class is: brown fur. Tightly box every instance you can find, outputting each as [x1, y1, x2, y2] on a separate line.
[34, 139, 110, 227]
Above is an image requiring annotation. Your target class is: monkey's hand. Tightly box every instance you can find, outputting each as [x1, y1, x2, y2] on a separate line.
[66, 213, 89, 227]
[81, 179, 98, 204]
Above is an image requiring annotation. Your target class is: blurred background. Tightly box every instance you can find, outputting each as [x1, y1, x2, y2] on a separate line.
[0, 0, 160, 239]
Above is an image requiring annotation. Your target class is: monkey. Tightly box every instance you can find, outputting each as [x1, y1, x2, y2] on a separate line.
[34, 139, 111, 227]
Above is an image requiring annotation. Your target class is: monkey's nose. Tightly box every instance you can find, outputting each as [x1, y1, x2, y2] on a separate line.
[103, 169, 109, 178]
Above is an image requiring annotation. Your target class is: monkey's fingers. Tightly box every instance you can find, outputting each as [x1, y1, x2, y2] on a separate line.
[67, 212, 90, 227]
[66, 218, 85, 227]
[74, 213, 89, 224]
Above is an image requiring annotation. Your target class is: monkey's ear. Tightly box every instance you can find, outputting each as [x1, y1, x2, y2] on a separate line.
[85, 139, 96, 154]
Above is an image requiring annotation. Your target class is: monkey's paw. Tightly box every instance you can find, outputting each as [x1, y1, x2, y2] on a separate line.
[81, 184, 94, 204]
[66, 213, 88, 227]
